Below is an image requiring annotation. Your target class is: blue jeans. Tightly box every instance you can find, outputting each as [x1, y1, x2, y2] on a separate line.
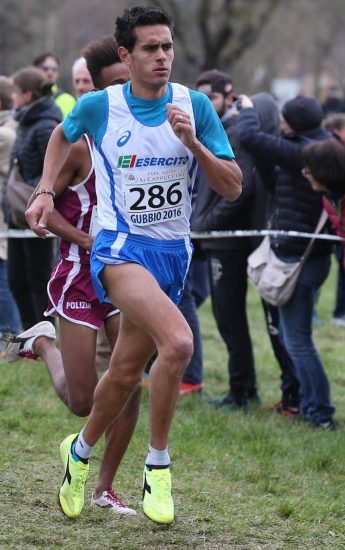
[278, 254, 335, 423]
[0, 259, 21, 334]
[261, 300, 300, 407]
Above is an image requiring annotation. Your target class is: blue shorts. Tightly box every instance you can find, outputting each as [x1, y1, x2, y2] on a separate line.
[91, 230, 193, 305]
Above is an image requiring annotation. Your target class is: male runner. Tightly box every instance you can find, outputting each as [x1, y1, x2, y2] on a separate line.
[26, 5, 242, 524]
[7, 37, 136, 515]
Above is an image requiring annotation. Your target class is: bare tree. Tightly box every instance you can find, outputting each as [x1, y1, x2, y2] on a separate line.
[0, 1, 31, 74]
[150, 0, 279, 71]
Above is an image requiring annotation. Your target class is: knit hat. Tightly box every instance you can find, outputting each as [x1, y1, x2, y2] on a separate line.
[282, 95, 323, 133]
[196, 69, 233, 96]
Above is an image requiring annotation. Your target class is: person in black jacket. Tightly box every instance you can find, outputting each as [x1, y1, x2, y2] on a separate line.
[6, 67, 62, 329]
[237, 94, 335, 429]
[249, 93, 300, 416]
[193, 69, 259, 410]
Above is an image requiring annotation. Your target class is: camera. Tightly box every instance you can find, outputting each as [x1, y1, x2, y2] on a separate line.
[235, 99, 242, 111]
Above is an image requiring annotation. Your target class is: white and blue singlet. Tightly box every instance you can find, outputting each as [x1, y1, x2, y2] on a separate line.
[63, 82, 234, 303]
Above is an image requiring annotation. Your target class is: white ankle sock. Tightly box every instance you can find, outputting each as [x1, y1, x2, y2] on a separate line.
[146, 444, 170, 467]
[74, 430, 93, 460]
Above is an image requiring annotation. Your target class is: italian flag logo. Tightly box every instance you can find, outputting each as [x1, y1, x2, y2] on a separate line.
[117, 155, 137, 168]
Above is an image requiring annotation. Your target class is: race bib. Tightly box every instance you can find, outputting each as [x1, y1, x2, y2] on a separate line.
[122, 166, 187, 226]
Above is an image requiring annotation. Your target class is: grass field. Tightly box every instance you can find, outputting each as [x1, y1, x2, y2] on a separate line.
[1, 261, 345, 549]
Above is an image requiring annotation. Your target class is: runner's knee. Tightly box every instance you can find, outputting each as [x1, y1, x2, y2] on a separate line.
[108, 364, 143, 392]
[161, 330, 193, 368]
[68, 394, 93, 417]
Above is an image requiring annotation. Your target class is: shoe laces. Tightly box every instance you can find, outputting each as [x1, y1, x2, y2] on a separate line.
[71, 465, 88, 496]
[106, 487, 127, 509]
[152, 472, 171, 499]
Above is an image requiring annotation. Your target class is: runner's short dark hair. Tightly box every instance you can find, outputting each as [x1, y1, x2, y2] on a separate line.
[83, 35, 120, 89]
[115, 4, 173, 52]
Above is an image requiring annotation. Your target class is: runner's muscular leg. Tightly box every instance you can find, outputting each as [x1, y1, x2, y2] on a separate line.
[82, 263, 193, 449]
[59, 317, 98, 416]
[33, 317, 98, 414]
[33, 329, 68, 406]
[95, 313, 143, 496]
[104, 313, 120, 349]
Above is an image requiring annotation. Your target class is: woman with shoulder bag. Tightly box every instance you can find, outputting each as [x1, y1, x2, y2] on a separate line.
[6, 67, 61, 329]
[237, 94, 336, 430]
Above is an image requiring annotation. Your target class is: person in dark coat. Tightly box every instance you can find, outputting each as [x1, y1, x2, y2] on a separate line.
[249, 92, 300, 416]
[6, 66, 62, 329]
[237, 94, 335, 429]
[192, 69, 259, 410]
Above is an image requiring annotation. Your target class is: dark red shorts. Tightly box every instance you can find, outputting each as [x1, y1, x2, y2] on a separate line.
[45, 259, 118, 329]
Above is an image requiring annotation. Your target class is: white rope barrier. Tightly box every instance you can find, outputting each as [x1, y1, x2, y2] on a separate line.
[0, 229, 55, 238]
[191, 230, 345, 242]
[0, 228, 344, 241]
[0, 229, 345, 242]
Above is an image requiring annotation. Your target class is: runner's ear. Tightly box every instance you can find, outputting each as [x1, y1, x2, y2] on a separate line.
[118, 46, 130, 66]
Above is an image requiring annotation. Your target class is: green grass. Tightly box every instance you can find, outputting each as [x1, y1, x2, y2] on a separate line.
[1, 261, 345, 549]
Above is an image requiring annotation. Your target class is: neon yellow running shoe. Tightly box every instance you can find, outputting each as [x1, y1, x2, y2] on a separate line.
[142, 466, 174, 524]
[59, 433, 89, 518]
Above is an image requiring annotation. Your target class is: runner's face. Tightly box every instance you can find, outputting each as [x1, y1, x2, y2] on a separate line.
[120, 25, 174, 97]
[98, 63, 130, 88]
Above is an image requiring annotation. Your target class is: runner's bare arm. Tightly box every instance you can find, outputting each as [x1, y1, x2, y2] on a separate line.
[46, 209, 94, 251]
[167, 103, 242, 202]
[25, 123, 72, 237]
[26, 139, 93, 250]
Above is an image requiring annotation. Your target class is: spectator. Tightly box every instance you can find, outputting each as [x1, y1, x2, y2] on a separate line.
[237, 94, 335, 429]
[320, 85, 345, 117]
[71, 57, 93, 98]
[323, 113, 345, 327]
[0, 76, 20, 342]
[179, 172, 209, 396]
[6, 67, 61, 329]
[33, 52, 75, 118]
[301, 137, 345, 195]
[250, 92, 300, 416]
[192, 69, 259, 411]
[178, 255, 206, 396]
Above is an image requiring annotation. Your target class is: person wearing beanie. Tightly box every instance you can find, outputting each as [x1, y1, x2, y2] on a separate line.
[236, 93, 336, 430]
[281, 95, 324, 133]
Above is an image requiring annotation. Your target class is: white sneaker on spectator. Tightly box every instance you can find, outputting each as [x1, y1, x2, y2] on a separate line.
[5, 321, 56, 363]
[91, 487, 137, 515]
